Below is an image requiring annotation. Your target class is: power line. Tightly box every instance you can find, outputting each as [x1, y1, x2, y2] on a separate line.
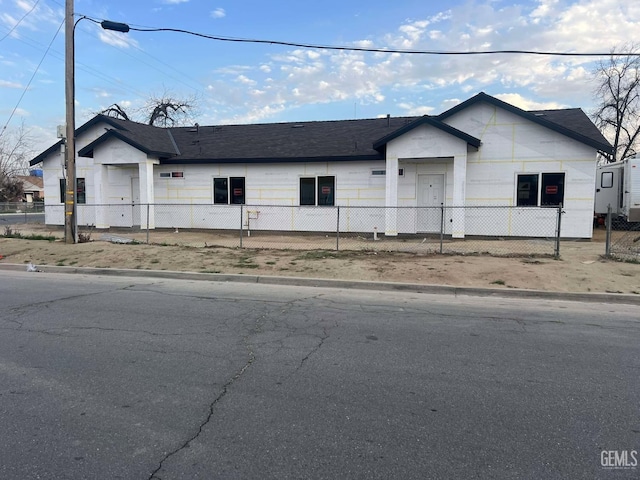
[0, 17, 64, 139]
[80, 16, 638, 58]
[74, 19, 204, 95]
[0, 0, 42, 43]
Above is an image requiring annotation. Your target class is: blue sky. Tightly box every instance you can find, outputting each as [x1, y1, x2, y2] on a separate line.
[1, 0, 639, 152]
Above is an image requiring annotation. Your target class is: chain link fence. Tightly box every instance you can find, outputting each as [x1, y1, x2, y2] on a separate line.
[0, 202, 45, 228]
[14, 203, 564, 258]
[604, 205, 640, 262]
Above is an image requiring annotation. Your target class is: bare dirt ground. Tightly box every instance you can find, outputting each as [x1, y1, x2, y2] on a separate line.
[1, 225, 638, 295]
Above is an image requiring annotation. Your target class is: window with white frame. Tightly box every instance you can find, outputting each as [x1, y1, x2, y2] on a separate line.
[300, 176, 335, 206]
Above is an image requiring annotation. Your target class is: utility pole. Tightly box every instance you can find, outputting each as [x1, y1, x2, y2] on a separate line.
[64, 0, 76, 243]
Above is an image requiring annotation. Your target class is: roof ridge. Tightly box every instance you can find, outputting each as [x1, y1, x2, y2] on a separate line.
[167, 129, 181, 155]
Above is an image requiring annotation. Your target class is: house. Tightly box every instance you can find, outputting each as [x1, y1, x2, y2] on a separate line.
[16, 175, 44, 202]
[30, 92, 612, 238]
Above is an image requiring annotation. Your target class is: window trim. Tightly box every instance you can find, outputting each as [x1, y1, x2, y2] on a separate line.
[59, 178, 86, 204]
[213, 176, 245, 205]
[516, 172, 565, 207]
[299, 175, 335, 206]
[601, 171, 613, 189]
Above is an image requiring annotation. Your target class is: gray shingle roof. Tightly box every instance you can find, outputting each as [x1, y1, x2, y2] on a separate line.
[31, 92, 612, 167]
[165, 116, 415, 162]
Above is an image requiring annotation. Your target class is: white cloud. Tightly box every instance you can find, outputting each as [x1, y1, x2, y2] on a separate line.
[494, 93, 565, 110]
[201, 0, 640, 124]
[236, 75, 256, 86]
[0, 79, 24, 88]
[162, 0, 189, 4]
[211, 8, 226, 19]
[397, 103, 435, 116]
[98, 30, 139, 49]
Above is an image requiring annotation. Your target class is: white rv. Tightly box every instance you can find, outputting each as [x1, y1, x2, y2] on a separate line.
[595, 156, 640, 222]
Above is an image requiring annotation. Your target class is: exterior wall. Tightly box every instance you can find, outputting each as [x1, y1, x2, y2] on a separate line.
[442, 102, 597, 238]
[41, 121, 125, 226]
[37, 104, 600, 238]
[152, 161, 388, 232]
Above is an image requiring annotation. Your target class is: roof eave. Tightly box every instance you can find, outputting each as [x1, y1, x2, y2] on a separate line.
[438, 92, 613, 153]
[160, 154, 385, 165]
[373, 115, 481, 150]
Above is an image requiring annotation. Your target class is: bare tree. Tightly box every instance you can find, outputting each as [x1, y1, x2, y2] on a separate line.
[98, 90, 199, 127]
[592, 43, 640, 163]
[100, 103, 131, 121]
[144, 93, 197, 127]
[0, 123, 32, 202]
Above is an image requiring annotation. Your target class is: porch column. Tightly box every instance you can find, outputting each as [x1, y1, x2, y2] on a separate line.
[384, 156, 399, 236]
[93, 164, 109, 228]
[452, 154, 467, 238]
[138, 160, 155, 229]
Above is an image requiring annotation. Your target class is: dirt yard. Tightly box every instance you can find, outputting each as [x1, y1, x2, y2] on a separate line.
[0, 226, 638, 294]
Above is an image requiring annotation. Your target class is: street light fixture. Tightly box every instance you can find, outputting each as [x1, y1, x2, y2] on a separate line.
[64, 0, 130, 243]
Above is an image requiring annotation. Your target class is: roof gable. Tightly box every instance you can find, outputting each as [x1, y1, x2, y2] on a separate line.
[372, 116, 481, 151]
[438, 92, 613, 154]
[78, 128, 177, 158]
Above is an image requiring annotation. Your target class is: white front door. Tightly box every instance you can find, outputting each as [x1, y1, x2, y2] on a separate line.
[417, 174, 444, 232]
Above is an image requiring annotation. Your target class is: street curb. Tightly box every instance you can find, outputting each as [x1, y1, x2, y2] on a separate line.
[1, 262, 639, 305]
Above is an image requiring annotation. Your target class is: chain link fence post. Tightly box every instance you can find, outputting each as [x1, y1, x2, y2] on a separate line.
[605, 203, 612, 257]
[239, 204, 244, 248]
[554, 203, 563, 259]
[146, 203, 150, 244]
[439, 203, 445, 254]
[336, 205, 340, 251]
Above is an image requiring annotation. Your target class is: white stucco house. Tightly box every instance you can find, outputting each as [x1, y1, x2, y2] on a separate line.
[30, 92, 612, 238]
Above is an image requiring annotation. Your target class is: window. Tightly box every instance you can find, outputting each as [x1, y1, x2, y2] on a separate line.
[300, 178, 316, 205]
[171, 171, 184, 178]
[76, 178, 86, 204]
[601, 171, 613, 188]
[371, 169, 404, 176]
[516, 172, 565, 207]
[159, 172, 171, 178]
[541, 173, 565, 206]
[214, 177, 245, 204]
[300, 176, 335, 206]
[59, 178, 86, 204]
[516, 174, 538, 206]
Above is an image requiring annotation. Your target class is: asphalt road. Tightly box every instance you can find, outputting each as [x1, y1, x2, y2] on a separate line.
[0, 212, 45, 225]
[0, 271, 638, 479]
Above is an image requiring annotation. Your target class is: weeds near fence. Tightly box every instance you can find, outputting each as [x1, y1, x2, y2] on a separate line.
[1, 226, 56, 242]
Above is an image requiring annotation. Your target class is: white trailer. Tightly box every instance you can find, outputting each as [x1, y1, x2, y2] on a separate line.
[595, 156, 640, 222]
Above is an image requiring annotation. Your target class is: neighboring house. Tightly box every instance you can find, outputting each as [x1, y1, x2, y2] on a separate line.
[16, 175, 44, 202]
[30, 92, 612, 238]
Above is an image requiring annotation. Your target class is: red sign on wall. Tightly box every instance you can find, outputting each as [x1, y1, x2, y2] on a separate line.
[545, 185, 558, 194]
